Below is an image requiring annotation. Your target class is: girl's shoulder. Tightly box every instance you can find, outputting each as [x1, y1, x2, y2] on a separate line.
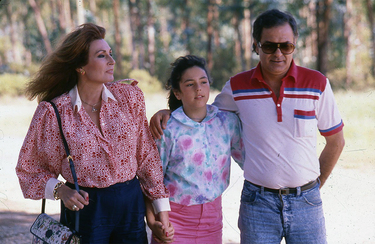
[210, 105, 239, 122]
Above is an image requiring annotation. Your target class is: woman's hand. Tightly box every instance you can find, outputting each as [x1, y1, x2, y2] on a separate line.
[149, 109, 171, 139]
[145, 197, 174, 243]
[148, 218, 174, 243]
[57, 185, 89, 211]
[148, 219, 174, 243]
[157, 211, 174, 243]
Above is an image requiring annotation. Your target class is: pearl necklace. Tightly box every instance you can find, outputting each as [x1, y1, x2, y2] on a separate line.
[81, 98, 100, 112]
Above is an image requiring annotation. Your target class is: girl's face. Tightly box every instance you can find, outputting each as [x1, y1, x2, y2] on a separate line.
[174, 66, 210, 113]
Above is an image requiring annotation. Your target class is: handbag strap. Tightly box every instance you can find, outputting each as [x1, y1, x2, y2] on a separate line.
[40, 101, 80, 233]
[49, 102, 80, 193]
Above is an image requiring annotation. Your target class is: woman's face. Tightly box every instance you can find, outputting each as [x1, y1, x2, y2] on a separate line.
[80, 39, 115, 85]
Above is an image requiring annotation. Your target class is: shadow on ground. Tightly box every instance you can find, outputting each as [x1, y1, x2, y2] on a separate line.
[0, 211, 59, 244]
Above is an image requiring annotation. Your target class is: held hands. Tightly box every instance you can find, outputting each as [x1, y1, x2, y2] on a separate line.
[148, 211, 174, 243]
[151, 221, 174, 243]
[57, 184, 89, 211]
[149, 109, 172, 139]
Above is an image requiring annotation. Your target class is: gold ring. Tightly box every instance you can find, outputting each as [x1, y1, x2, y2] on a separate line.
[72, 205, 78, 211]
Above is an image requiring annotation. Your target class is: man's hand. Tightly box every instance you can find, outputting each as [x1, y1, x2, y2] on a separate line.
[149, 109, 172, 139]
[319, 130, 345, 188]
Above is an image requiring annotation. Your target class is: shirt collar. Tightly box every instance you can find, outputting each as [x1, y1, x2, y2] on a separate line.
[283, 60, 298, 83]
[69, 84, 117, 112]
[253, 59, 297, 83]
[171, 105, 218, 127]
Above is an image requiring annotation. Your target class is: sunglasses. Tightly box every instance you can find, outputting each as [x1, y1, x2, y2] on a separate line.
[257, 42, 295, 54]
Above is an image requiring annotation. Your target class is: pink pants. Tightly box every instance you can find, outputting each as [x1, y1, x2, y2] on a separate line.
[151, 196, 223, 244]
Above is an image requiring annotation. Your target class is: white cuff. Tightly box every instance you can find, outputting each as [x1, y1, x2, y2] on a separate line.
[152, 198, 171, 214]
[45, 178, 61, 200]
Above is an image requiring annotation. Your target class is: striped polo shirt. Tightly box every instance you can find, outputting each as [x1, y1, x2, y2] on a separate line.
[213, 60, 344, 189]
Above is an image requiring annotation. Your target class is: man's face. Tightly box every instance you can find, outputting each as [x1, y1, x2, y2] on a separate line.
[255, 23, 296, 81]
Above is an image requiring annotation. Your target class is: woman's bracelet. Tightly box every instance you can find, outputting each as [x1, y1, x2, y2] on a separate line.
[53, 181, 65, 200]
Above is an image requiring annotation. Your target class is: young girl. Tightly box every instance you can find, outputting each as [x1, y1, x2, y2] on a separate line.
[147, 55, 244, 243]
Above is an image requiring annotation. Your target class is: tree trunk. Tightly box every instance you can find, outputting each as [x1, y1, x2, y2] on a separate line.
[366, 0, 375, 77]
[159, 7, 169, 51]
[5, 3, 22, 64]
[113, 0, 123, 78]
[147, 0, 156, 75]
[49, 1, 58, 31]
[89, 0, 98, 24]
[128, 0, 139, 69]
[213, 1, 220, 48]
[299, 1, 317, 68]
[64, 0, 73, 32]
[56, 0, 67, 34]
[76, 0, 85, 25]
[181, 0, 192, 54]
[316, 0, 333, 75]
[28, 0, 53, 54]
[243, 0, 252, 69]
[233, 12, 245, 71]
[309, 1, 318, 68]
[89, 0, 97, 16]
[344, 0, 353, 88]
[136, 0, 145, 69]
[22, 12, 32, 67]
[207, 0, 214, 71]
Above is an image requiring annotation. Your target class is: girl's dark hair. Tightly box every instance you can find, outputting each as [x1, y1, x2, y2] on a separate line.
[252, 9, 298, 52]
[166, 55, 211, 111]
[26, 23, 106, 102]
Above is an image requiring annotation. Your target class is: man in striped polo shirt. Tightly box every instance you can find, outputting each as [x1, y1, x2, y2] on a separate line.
[213, 9, 344, 244]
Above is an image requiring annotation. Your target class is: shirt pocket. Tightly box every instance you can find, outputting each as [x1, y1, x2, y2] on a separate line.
[294, 110, 317, 138]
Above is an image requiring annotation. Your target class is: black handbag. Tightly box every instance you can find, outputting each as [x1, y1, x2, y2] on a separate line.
[30, 102, 81, 244]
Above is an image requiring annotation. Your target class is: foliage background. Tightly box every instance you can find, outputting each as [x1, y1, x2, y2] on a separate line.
[1, 0, 375, 93]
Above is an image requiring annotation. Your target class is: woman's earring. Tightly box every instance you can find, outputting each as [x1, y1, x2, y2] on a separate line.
[80, 69, 85, 75]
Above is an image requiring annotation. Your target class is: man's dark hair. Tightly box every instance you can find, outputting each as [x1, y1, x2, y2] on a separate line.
[252, 9, 298, 52]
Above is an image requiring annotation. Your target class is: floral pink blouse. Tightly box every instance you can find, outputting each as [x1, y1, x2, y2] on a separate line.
[16, 80, 169, 203]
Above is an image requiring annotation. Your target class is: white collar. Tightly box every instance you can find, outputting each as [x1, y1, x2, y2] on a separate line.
[68, 84, 117, 112]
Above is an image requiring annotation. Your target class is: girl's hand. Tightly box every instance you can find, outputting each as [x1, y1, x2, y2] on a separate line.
[150, 220, 174, 243]
[144, 197, 174, 243]
[157, 211, 174, 243]
[57, 185, 89, 211]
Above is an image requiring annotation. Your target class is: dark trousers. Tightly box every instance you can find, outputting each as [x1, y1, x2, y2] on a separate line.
[61, 178, 147, 244]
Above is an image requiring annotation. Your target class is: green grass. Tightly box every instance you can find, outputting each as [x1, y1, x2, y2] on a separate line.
[0, 74, 29, 96]
[0, 96, 37, 138]
[318, 90, 375, 169]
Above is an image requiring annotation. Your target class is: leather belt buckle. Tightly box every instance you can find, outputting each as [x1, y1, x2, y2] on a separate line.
[279, 188, 290, 195]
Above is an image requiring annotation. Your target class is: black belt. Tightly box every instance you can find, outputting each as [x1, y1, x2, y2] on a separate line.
[250, 179, 318, 195]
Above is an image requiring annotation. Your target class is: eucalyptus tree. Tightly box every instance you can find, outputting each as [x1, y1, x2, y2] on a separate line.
[28, 0, 52, 54]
